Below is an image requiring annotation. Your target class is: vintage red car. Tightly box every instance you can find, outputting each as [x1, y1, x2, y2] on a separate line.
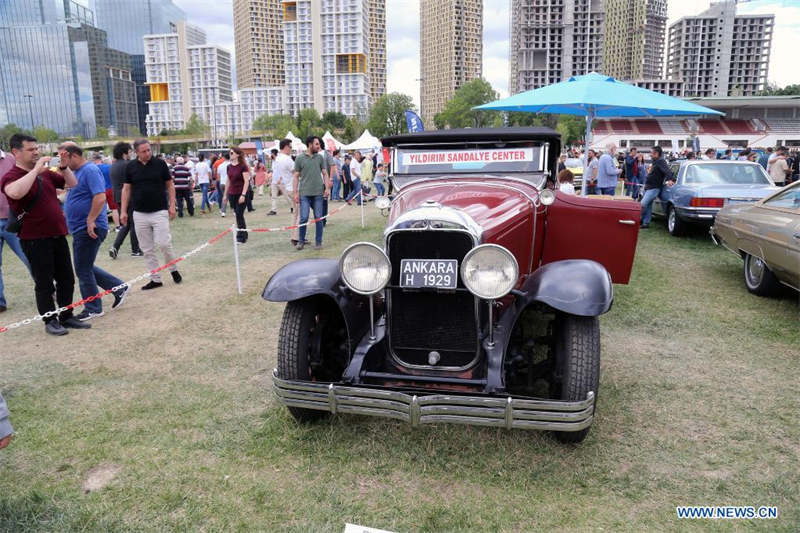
[264, 128, 640, 443]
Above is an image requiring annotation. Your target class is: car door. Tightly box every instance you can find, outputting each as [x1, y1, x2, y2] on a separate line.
[752, 185, 800, 287]
[541, 194, 640, 284]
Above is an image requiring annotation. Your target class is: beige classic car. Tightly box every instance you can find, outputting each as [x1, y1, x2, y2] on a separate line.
[711, 181, 800, 296]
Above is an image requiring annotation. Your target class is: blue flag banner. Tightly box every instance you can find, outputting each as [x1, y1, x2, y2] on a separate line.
[405, 110, 424, 133]
[255, 139, 264, 163]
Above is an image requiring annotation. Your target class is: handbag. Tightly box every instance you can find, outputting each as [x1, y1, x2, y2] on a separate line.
[5, 176, 42, 234]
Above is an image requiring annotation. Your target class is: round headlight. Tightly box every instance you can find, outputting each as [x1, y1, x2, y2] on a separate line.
[539, 188, 556, 205]
[339, 242, 391, 295]
[460, 244, 519, 300]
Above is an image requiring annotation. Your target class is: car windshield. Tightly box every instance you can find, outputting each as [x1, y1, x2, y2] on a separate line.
[762, 184, 800, 210]
[683, 163, 772, 185]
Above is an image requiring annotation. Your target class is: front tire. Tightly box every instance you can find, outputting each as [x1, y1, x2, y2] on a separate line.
[743, 253, 781, 297]
[552, 314, 600, 443]
[277, 298, 349, 422]
[667, 205, 687, 237]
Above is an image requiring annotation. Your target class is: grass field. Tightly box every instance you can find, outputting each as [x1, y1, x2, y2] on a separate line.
[1, 192, 798, 532]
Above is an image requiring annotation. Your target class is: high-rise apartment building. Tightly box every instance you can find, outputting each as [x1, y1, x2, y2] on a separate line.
[603, 0, 666, 80]
[89, 0, 186, 133]
[282, 0, 377, 117]
[232, 0, 285, 89]
[367, 0, 386, 100]
[667, 1, 773, 97]
[420, 0, 482, 128]
[0, 0, 138, 137]
[509, 0, 604, 95]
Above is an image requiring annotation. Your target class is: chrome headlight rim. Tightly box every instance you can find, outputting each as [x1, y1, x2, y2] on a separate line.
[539, 188, 556, 206]
[459, 244, 519, 300]
[338, 241, 392, 295]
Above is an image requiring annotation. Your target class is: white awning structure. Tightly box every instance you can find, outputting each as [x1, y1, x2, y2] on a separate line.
[322, 131, 344, 151]
[343, 129, 381, 151]
[284, 131, 307, 152]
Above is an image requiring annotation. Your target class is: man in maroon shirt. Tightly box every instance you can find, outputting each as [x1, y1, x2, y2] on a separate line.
[0, 134, 91, 335]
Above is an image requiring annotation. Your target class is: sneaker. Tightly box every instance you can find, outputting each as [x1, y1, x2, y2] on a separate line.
[112, 285, 129, 310]
[295, 241, 305, 251]
[141, 280, 163, 290]
[109, 247, 118, 260]
[74, 310, 104, 321]
[131, 251, 143, 257]
[171, 271, 182, 284]
[290, 207, 294, 214]
[115, 226, 122, 233]
[45, 321, 69, 336]
[61, 316, 91, 329]
[313, 243, 323, 250]
[267, 210, 277, 216]
[221, 211, 226, 217]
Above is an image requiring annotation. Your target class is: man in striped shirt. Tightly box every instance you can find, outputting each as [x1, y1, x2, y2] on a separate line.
[172, 156, 194, 217]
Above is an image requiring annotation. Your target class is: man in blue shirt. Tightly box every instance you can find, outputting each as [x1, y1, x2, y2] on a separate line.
[597, 144, 622, 196]
[63, 145, 127, 320]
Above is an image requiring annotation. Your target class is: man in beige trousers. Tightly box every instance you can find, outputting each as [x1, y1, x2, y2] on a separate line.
[120, 140, 182, 290]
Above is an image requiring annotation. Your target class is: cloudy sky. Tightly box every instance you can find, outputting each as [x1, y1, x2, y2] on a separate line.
[174, 0, 796, 107]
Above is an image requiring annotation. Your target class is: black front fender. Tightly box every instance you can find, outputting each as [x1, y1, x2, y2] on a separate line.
[262, 259, 372, 353]
[521, 259, 613, 317]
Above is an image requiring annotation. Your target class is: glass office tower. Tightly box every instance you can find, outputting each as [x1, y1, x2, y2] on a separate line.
[88, 0, 186, 55]
[0, 0, 97, 137]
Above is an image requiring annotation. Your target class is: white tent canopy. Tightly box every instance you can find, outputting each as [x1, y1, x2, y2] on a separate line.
[343, 129, 381, 151]
[283, 131, 306, 152]
[322, 131, 344, 151]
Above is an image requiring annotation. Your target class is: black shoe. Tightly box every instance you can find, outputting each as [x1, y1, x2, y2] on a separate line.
[109, 247, 118, 260]
[295, 241, 305, 251]
[45, 321, 69, 336]
[61, 317, 91, 329]
[0, 305, 6, 313]
[640, 224, 649, 229]
[267, 210, 277, 216]
[141, 280, 163, 290]
[74, 310, 105, 321]
[131, 251, 143, 257]
[112, 285, 129, 310]
[171, 271, 182, 284]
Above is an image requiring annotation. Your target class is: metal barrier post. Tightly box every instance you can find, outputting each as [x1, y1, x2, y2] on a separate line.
[232, 224, 242, 294]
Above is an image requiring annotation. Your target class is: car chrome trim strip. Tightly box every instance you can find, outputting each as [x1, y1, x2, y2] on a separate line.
[273, 370, 596, 432]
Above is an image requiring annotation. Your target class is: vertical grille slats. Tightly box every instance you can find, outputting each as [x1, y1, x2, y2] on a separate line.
[387, 231, 479, 369]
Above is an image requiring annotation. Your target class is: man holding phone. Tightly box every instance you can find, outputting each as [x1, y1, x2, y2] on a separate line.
[0, 134, 90, 335]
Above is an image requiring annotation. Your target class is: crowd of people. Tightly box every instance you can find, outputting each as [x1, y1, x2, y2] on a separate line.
[0, 132, 387, 335]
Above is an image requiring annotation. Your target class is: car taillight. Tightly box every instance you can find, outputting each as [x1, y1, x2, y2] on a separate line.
[690, 197, 725, 208]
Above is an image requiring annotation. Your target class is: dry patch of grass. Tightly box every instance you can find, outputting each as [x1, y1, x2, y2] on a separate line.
[1, 195, 798, 531]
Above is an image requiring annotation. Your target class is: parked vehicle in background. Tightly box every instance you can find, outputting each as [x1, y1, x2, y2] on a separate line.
[652, 160, 779, 236]
[565, 157, 584, 188]
[264, 128, 641, 444]
[711, 181, 800, 296]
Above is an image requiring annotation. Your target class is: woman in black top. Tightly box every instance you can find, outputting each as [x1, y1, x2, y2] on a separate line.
[227, 146, 251, 244]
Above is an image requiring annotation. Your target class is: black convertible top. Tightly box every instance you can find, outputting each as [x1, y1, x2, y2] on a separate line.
[382, 127, 561, 147]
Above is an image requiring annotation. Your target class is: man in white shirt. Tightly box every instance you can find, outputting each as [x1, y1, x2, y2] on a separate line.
[769, 147, 791, 186]
[194, 155, 212, 213]
[217, 153, 230, 217]
[345, 151, 363, 205]
[268, 139, 295, 217]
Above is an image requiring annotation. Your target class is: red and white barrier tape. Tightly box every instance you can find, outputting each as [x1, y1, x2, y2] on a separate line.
[234, 193, 354, 233]
[0, 227, 232, 334]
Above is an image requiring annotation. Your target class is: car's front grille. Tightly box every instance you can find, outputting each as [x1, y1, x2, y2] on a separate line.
[386, 231, 478, 369]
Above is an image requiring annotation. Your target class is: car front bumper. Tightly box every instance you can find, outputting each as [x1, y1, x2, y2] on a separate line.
[273, 370, 596, 432]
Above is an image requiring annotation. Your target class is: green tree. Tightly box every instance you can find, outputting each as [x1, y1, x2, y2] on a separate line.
[94, 126, 109, 140]
[252, 113, 297, 139]
[758, 82, 800, 96]
[434, 78, 502, 129]
[297, 108, 322, 139]
[321, 111, 347, 130]
[367, 92, 416, 137]
[0, 123, 31, 150]
[343, 116, 365, 143]
[183, 113, 208, 136]
[556, 115, 587, 145]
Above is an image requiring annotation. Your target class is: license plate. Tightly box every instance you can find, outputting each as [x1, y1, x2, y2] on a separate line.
[399, 259, 458, 289]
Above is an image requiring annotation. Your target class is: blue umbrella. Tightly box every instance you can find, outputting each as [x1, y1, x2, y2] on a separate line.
[475, 72, 724, 194]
